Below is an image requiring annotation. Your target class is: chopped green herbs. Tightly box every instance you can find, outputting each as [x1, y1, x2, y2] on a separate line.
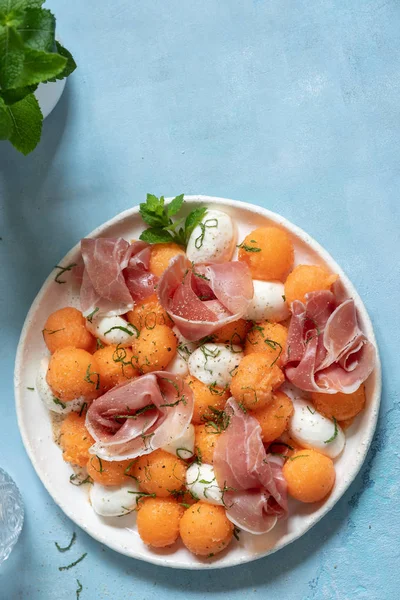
[307, 405, 316, 415]
[289, 454, 310, 461]
[203, 406, 230, 433]
[194, 218, 218, 249]
[84, 364, 100, 390]
[42, 327, 65, 335]
[324, 417, 338, 444]
[176, 448, 192, 459]
[78, 403, 88, 418]
[53, 397, 66, 409]
[233, 527, 240, 541]
[69, 473, 93, 486]
[54, 263, 77, 284]
[104, 324, 139, 338]
[127, 491, 157, 506]
[96, 338, 104, 350]
[55, 532, 76, 553]
[90, 456, 103, 473]
[237, 243, 261, 252]
[139, 193, 207, 246]
[86, 307, 99, 323]
[58, 552, 87, 571]
[27, 387, 34, 391]
[76, 580, 83, 600]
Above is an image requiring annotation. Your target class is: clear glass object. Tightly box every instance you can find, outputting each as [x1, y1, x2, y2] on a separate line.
[0, 468, 24, 564]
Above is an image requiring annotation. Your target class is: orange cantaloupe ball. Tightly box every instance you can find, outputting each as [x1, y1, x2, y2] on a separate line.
[244, 321, 288, 367]
[238, 226, 294, 281]
[194, 425, 220, 465]
[59, 412, 95, 467]
[132, 324, 177, 373]
[338, 417, 355, 430]
[212, 319, 250, 345]
[86, 457, 136, 486]
[230, 354, 285, 411]
[311, 385, 366, 422]
[93, 344, 139, 392]
[126, 294, 173, 331]
[149, 243, 186, 277]
[284, 264, 338, 306]
[254, 391, 294, 443]
[137, 496, 184, 548]
[46, 347, 101, 401]
[283, 449, 335, 503]
[186, 376, 229, 425]
[132, 449, 187, 497]
[180, 502, 233, 556]
[43, 307, 96, 354]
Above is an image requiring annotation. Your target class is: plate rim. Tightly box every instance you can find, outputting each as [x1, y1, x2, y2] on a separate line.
[14, 195, 382, 569]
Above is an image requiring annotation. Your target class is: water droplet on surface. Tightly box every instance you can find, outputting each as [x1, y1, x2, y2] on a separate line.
[0, 468, 24, 564]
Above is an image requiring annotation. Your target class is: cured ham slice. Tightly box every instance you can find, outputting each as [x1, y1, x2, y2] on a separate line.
[85, 372, 193, 460]
[80, 238, 157, 317]
[213, 398, 287, 534]
[284, 291, 375, 394]
[158, 255, 254, 341]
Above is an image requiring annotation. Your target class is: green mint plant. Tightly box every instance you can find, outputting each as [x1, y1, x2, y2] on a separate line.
[0, 0, 76, 155]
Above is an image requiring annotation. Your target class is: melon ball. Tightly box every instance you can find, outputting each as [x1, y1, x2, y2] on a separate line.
[238, 226, 294, 281]
[132, 325, 177, 373]
[311, 385, 366, 421]
[137, 497, 184, 548]
[43, 307, 96, 354]
[254, 391, 294, 443]
[212, 319, 250, 345]
[244, 321, 288, 367]
[93, 344, 138, 392]
[149, 243, 185, 277]
[86, 457, 136, 486]
[186, 376, 229, 425]
[194, 425, 220, 465]
[284, 264, 338, 306]
[180, 502, 233, 556]
[132, 449, 187, 497]
[59, 412, 95, 467]
[230, 354, 284, 411]
[126, 294, 173, 331]
[283, 449, 335, 503]
[46, 347, 101, 401]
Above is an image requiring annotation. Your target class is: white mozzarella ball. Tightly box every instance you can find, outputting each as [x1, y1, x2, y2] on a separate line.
[186, 209, 237, 264]
[289, 399, 345, 459]
[188, 343, 243, 387]
[186, 463, 223, 506]
[162, 424, 195, 460]
[36, 357, 84, 414]
[90, 481, 140, 517]
[86, 315, 138, 347]
[167, 354, 189, 376]
[244, 280, 289, 322]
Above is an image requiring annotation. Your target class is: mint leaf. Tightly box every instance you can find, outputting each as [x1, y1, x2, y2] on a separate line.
[0, 0, 44, 10]
[45, 41, 76, 82]
[13, 46, 66, 87]
[7, 93, 42, 154]
[0, 84, 37, 104]
[139, 228, 175, 244]
[16, 8, 55, 52]
[0, 26, 25, 89]
[185, 207, 207, 240]
[167, 194, 184, 217]
[0, 98, 13, 139]
[139, 199, 169, 228]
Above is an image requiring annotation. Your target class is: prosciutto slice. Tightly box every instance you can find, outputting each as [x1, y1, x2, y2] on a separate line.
[213, 398, 287, 534]
[158, 255, 254, 341]
[85, 372, 193, 460]
[284, 291, 375, 394]
[80, 238, 157, 317]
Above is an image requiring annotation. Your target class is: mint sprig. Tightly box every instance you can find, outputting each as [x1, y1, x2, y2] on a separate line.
[0, 0, 76, 155]
[139, 194, 207, 247]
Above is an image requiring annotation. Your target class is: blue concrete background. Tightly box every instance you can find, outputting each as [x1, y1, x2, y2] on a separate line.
[1, 0, 399, 598]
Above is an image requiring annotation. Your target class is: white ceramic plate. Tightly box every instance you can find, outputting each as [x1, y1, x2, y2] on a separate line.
[14, 196, 381, 570]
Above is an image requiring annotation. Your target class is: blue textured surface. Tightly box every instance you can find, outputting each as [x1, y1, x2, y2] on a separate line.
[1, 0, 399, 598]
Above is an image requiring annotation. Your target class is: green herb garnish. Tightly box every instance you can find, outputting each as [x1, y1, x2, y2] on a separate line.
[86, 307, 99, 323]
[42, 327, 65, 335]
[307, 405, 316, 415]
[237, 243, 261, 252]
[54, 263, 77, 284]
[90, 455, 103, 473]
[76, 580, 83, 600]
[55, 532, 76, 553]
[194, 218, 218, 249]
[139, 194, 207, 247]
[324, 417, 338, 444]
[27, 387, 34, 391]
[84, 364, 100, 390]
[233, 527, 240, 541]
[78, 403, 88, 418]
[176, 448, 192, 460]
[69, 473, 93, 487]
[103, 324, 139, 338]
[53, 397, 66, 409]
[58, 552, 87, 572]
[289, 454, 310, 461]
